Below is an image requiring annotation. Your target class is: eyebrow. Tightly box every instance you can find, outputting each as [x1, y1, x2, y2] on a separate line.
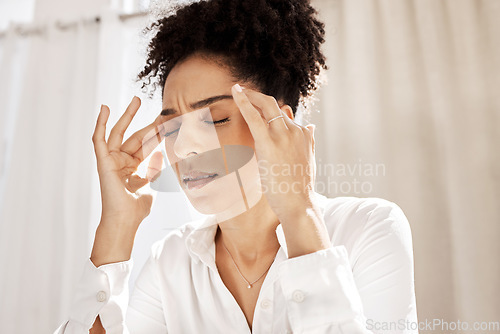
[160, 94, 233, 116]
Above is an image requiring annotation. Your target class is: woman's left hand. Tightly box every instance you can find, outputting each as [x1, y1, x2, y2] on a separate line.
[231, 83, 332, 257]
[231, 83, 317, 222]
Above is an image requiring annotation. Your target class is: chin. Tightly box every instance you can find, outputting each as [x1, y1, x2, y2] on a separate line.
[183, 172, 263, 218]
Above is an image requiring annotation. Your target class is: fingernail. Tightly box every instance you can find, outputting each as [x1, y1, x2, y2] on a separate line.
[233, 84, 243, 93]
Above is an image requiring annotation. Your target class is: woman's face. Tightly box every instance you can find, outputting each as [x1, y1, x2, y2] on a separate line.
[160, 53, 263, 218]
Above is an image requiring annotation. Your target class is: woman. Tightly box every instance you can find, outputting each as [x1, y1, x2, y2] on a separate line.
[55, 0, 418, 333]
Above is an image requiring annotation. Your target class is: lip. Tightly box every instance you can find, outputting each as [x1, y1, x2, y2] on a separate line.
[181, 170, 219, 190]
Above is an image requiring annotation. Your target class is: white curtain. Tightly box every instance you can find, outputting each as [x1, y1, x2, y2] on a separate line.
[0, 1, 499, 333]
[0, 10, 197, 333]
[311, 0, 500, 327]
[0, 18, 101, 334]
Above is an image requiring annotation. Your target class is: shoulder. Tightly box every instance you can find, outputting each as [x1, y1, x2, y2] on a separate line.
[324, 195, 408, 224]
[317, 194, 414, 263]
[318, 193, 409, 227]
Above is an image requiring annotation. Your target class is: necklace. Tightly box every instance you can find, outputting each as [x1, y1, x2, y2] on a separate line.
[221, 239, 278, 289]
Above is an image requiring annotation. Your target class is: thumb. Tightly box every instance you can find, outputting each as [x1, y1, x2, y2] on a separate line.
[305, 123, 316, 137]
[147, 151, 164, 182]
[305, 124, 316, 155]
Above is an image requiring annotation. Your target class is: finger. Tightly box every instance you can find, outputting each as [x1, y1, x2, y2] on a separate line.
[119, 153, 143, 173]
[108, 96, 141, 151]
[305, 124, 316, 155]
[92, 105, 110, 159]
[278, 107, 303, 133]
[305, 123, 316, 138]
[121, 116, 165, 157]
[147, 151, 164, 182]
[132, 126, 164, 161]
[231, 84, 269, 141]
[241, 89, 287, 130]
[304, 122, 314, 136]
[127, 174, 149, 193]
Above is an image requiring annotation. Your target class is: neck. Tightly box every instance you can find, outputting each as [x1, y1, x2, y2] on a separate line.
[215, 196, 281, 264]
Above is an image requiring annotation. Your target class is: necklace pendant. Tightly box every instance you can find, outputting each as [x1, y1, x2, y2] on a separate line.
[247, 284, 252, 288]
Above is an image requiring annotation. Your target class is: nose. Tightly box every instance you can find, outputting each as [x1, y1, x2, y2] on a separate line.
[167, 108, 222, 162]
[173, 122, 200, 160]
[172, 117, 212, 160]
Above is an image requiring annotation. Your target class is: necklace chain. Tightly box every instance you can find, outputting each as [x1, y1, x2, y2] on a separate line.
[221, 239, 278, 289]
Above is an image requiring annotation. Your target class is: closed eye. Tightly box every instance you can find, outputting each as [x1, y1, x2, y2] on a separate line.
[164, 128, 179, 137]
[204, 117, 230, 125]
[164, 118, 231, 137]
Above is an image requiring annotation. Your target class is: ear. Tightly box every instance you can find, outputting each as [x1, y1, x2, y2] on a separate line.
[279, 104, 294, 120]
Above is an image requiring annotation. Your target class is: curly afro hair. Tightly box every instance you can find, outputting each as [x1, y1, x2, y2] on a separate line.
[137, 0, 328, 116]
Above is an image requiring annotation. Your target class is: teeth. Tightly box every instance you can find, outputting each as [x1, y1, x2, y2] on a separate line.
[184, 174, 216, 181]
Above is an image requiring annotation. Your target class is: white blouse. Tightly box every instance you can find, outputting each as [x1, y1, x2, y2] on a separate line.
[54, 194, 418, 334]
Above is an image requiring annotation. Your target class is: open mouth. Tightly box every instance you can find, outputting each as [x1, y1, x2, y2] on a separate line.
[182, 173, 219, 190]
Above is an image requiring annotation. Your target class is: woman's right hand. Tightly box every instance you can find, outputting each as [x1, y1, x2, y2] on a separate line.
[92, 96, 165, 228]
[90, 97, 165, 263]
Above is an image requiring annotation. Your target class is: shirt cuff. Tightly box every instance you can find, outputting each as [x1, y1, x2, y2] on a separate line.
[277, 246, 367, 332]
[67, 258, 133, 332]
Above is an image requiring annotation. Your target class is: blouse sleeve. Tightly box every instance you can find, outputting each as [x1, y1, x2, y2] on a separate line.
[52, 258, 134, 334]
[276, 199, 418, 334]
[53, 243, 168, 333]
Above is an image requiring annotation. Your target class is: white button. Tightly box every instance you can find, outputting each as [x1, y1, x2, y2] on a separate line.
[96, 291, 107, 302]
[292, 290, 305, 303]
[260, 299, 272, 309]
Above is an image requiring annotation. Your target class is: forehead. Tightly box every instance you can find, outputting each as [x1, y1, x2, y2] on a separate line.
[162, 54, 235, 106]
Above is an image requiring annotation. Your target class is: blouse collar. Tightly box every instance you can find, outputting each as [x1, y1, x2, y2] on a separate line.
[184, 191, 329, 272]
